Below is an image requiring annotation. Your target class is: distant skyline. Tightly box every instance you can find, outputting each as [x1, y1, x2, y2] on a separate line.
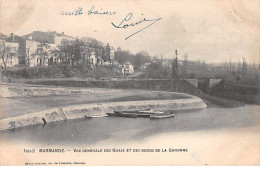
[1, 0, 259, 64]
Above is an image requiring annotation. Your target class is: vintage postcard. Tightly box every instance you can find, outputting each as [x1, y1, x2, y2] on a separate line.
[0, 0, 259, 166]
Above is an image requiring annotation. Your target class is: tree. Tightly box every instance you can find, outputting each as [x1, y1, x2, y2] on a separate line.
[242, 57, 247, 76]
[114, 50, 151, 69]
[0, 41, 8, 73]
[0, 41, 18, 73]
[80, 45, 91, 66]
[114, 50, 133, 64]
[55, 39, 81, 67]
[182, 54, 188, 75]
[35, 42, 51, 66]
[72, 39, 81, 66]
[80, 37, 105, 64]
[25, 41, 37, 67]
[133, 51, 151, 70]
[81, 37, 104, 49]
[54, 39, 71, 65]
[172, 49, 179, 79]
[147, 61, 171, 79]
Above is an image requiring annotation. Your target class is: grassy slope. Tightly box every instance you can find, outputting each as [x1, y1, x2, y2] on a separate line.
[4, 65, 247, 107]
[4, 65, 122, 79]
[210, 80, 259, 105]
[24, 79, 245, 108]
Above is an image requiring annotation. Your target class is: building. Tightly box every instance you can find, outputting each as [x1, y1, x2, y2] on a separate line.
[0, 33, 20, 68]
[21, 31, 76, 66]
[97, 56, 104, 66]
[139, 63, 151, 72]
[3, 33, 42, 67]
[0, 32, 7, 39]
[122, 63, 134, 75]
[24, 40, 41, 67]
[83, 43, 115, 67]
[110, 47, 115, 61]
[1, 31, 77, 68]
[1, 31, 118, 68]
[89, 51, 97, 65]
[0, 39, 19, 68]
[2, 33, 24, 65]
[23, 31, 75, 46]
[6, 31, 76, 67]
[161, 60, 172, 68]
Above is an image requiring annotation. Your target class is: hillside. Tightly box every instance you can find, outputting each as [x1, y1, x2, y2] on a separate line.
[4, 65, 122, 79]
[210, 80, 260, 104]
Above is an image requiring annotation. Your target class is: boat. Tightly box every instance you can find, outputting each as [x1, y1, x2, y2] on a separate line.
[114, 111, 138, 118]
[107, 109, 174, 119]
[150, 112, 175, 119]
[114, 110, 140, 114]
[106, 112, 118, 117]
[137, 109, 164, 117]
[85, 114, 108, 118]
[107, 111, 138, 118]
[114, 109, 151, 117]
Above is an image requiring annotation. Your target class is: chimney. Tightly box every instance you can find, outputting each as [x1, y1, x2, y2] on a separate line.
[10, 33, 14, 41]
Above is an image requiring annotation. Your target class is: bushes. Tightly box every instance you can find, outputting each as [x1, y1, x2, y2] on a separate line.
[5, 65, 122, 79]
[5, 65, 64, 78]
[210, 80, 260, 104]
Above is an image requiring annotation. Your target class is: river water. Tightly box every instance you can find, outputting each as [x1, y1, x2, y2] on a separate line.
[0, 105, 259, 146]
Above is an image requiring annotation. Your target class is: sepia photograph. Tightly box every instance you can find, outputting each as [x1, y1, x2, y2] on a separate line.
[0, 0, 259, 166]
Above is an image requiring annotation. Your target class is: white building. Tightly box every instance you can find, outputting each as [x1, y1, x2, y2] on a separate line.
[0, 40, 19, 68]
[24, 40, 41, 67]
[89, 51, 97, 65]
[23, 31, 76, 67]
[122, 63, 134, 75]
[110, 47, 115, 61]
[24, 31, 75, 46]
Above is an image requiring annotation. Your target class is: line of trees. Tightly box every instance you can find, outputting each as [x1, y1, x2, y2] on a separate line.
[39, 37, 152, 71]
[114, 48, 151, 70]
[0, 41, 9, 73]
[1, 36, 153, 73]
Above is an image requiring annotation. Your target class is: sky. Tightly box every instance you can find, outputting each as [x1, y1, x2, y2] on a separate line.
[1, 0, 260, 63]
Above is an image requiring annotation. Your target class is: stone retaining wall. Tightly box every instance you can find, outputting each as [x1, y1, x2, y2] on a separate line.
[0, 97, 207, 131]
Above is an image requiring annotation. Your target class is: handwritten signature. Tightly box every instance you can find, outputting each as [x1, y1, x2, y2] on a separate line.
[60, 8, 161, 40]
[111, 13, 162, 40]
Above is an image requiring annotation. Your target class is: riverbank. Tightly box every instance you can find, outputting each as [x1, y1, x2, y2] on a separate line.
[0, 97, 206, 131]
[20, 78, 246, 108]
[0, 78, 247, 130]
[0, 84, 207, 130]
[210, 80, 260, 105]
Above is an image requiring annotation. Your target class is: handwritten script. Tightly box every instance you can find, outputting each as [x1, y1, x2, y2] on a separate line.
[111, 13, 162, 40]
[60, 7, 162, 40]
[59, 6, 116, 16]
